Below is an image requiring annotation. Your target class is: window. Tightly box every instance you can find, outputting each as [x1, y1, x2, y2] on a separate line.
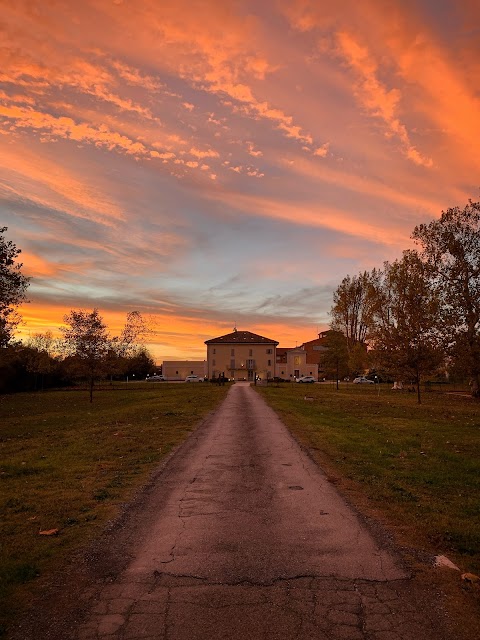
[176, 370, 178, 374]
[268, 360, 271, 366]
[266, 348, 272, 354]
[230, 359, 235, 369]
[212, 359, 216, 366]
[231, 348, 235, 356]
[249, 349, 253, 356]
[213, 348, 216, 355]
[247, 359, 255, 369]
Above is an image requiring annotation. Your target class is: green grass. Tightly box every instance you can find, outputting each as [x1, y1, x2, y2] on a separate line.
[256, 383, 480, 572]
[0, 383, 229, 634]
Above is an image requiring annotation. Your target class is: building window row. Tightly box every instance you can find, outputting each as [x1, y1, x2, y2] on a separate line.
[222, 347, 274, 357]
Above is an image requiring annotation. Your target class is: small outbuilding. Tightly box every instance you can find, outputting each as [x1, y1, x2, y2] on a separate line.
[162, 360, 207, 381]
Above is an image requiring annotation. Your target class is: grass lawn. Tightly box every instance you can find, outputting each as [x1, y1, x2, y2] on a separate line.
[0, 383, 229, 635]
[256, 382, 480, 574]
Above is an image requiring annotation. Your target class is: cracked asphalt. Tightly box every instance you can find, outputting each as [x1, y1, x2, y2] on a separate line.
[18, 382, 457, 639]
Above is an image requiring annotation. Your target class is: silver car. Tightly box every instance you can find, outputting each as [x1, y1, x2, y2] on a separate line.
[296, 376, 316, 383]
[353, 377, 374, 384]
[185, 375, 203, 382]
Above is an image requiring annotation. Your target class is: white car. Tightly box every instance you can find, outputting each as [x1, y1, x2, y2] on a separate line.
[147, 375, 167, 381]
[296, 376, 316, 383]
[353, 377, 374, 384]
[185, 375, 203, 382]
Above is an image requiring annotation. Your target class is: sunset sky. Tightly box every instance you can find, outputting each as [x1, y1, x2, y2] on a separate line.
[2, 0, 479, 361]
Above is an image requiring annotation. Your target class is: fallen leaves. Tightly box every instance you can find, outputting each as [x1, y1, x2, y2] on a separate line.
[461, 572, 480, 583]
[38, 528, 59, 536]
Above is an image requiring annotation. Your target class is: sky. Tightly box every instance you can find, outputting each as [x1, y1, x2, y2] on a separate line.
[1, 0, 480, 362]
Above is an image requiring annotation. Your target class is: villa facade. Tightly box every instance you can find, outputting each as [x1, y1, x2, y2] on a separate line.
[205, 330, 278, 381]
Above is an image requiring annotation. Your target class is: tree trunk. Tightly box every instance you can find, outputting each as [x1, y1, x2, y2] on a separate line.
[89, 376, 94, 403]
[471, 374, 480, 398]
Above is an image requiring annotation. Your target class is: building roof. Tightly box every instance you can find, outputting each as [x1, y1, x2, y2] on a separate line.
[205, 330, 279, 345]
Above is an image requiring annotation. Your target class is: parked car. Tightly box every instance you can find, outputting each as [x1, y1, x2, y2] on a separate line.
[296, 375, 316, 383]
[147, 375, 167, 381]
[353, 376, 374, 384]
[185, 375, 203, 382]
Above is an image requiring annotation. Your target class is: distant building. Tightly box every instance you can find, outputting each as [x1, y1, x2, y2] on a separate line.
[300, 330, 333, 366]
[162, 360, 207, 381]
[275, 346, 319, 380]
[205, 330, 278, 381]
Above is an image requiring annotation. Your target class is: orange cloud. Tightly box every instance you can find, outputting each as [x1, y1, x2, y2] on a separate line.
[334, 31, 433, 167]
[0, 142, 126, 226]
[395, 37, 480, 171]
[21, 253, 58, 278]
[282, 0, 479, 174]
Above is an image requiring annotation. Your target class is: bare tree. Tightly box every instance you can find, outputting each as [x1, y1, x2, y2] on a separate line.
[111, 311, 149, 358]
[0, 227, 29, 347]
[61, 309, 110, 402]
[412, 200, 480, 397]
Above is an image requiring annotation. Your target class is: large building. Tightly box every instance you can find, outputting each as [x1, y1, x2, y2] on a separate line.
[205, 330, 278, 381]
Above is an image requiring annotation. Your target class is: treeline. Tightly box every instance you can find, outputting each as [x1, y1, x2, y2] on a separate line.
[1, 225, 155, 399]
[328, 200, 480, 402]
[0, 311, 155, 399]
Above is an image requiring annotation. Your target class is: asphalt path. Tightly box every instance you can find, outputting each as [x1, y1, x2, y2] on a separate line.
[23, 382, 455, 639]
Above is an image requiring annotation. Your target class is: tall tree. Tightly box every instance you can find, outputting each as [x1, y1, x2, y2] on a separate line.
[330, 270, 380, 351]
[0, 227, 29, 347]
[371, 251, 443, 403]
[61, 309, 110, 402]
[412, 200, 480, 397]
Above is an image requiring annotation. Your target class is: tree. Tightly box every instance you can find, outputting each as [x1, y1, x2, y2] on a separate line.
[348, 342, 370, 377]
[330, 270, 380, 352]
[111, 311, 149, 358]
[24, 332, 58, 390]
[412, 200, 480, 397]
[0, 227, 29, 347]
[124, 347, 156, 379]
[319, 330, 349, 387]
[107, 311, 150, 379]
[370, 251, 443, 403]
[61, 309, 110, 402]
